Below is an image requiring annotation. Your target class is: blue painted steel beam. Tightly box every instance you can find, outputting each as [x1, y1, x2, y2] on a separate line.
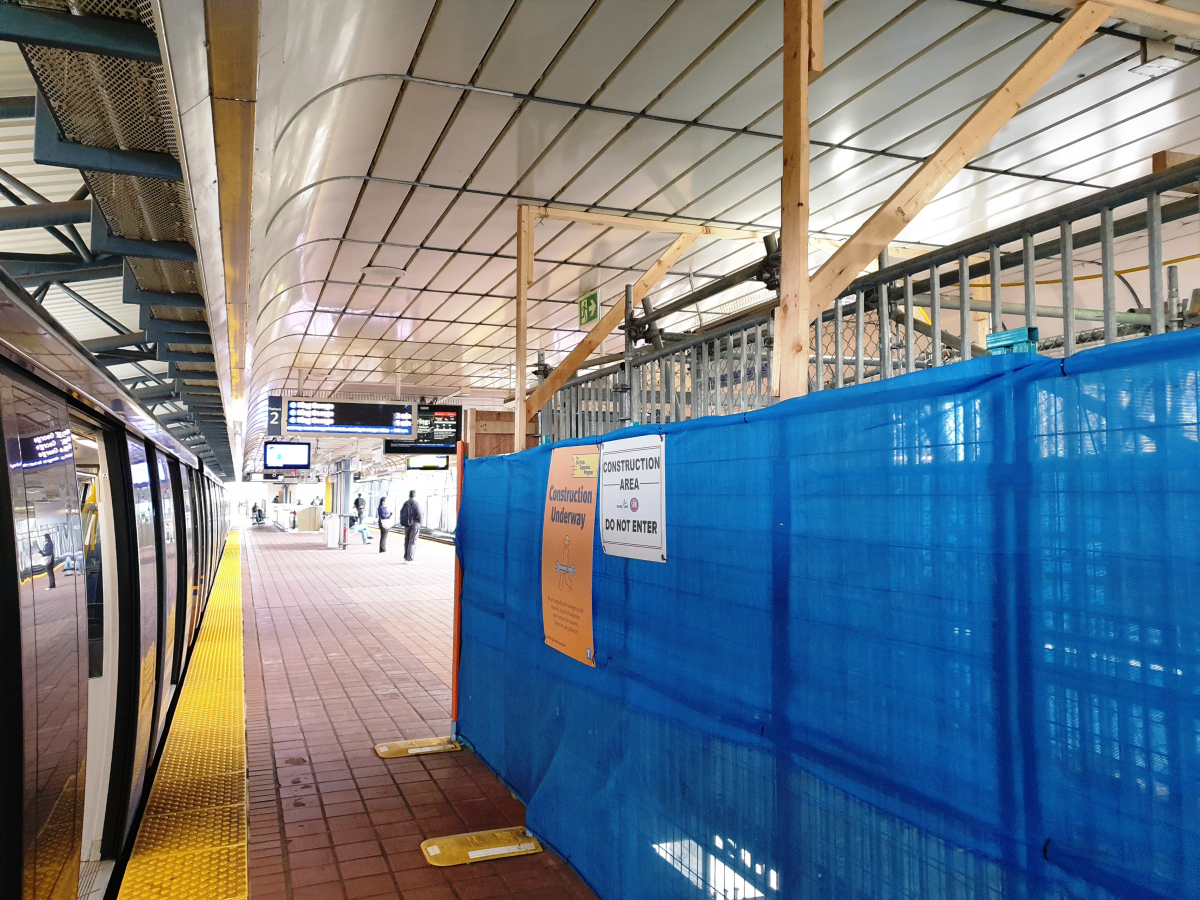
[0, 251, 122, 283]
[156, 348, 215, 363]
[168, 364, 217, 381]
[0, 96, 34, 119]
[123, 265, 205, 308]
[34, 94, 181, 181]
[91, 201, 196, 262]
[0, 5, 161, 63]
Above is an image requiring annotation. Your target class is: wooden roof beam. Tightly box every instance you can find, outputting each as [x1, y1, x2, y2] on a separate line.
[808, 1, 1113, 321]
[1035, 0, 1200, 41]
[523, 232, 698, 421]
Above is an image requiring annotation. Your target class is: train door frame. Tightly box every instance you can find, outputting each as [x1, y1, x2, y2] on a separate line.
[146, 446, 177, 743]
[72, 415, 123, 865]
[167, 459, 189, 684]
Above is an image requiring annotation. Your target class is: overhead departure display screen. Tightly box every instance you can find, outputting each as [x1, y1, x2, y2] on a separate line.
[286, 399, 413, 436]
[264, 442, 311, 469]
[417, 405, 461, 446]
[383, 405, 461, 453]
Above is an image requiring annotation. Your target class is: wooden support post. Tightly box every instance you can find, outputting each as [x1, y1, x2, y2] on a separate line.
[513, 206, 533, 452]
[776, 0, 816, 399]
[524, 233, 697, 420]
[807, 1, 1112, 321]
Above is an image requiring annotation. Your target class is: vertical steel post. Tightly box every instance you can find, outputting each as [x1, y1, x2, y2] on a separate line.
[931, 265, 942, 366]
[904, 274, 914, 373]
[536, 349, 547, 441]
[620, 285, 633, 427]
[1168, 265, 1181, 331]
[959, 255, 972, 361]
[989, 244, 1001, 335]
[1100, 208, 1115, 345]
[1063, 220, 1076, 355]
[879, 249, 892, 379]
[834, 297, 844, 388]
[1148, 191, 1164, 335]
[813, 321, 823, 391]
[1023, 232, 1036, 325]
[854, 290, 865, 383]
[738, 330, 748, 412]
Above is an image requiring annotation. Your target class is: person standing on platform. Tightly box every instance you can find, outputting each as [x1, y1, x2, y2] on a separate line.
[400, 490, 422, 563]
[41, 533, 55, 590]
[353, 492, 365, 525]
[377, 497, 392, 553]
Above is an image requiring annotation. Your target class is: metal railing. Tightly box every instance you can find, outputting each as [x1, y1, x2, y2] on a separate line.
[543, 159, 1200, 441]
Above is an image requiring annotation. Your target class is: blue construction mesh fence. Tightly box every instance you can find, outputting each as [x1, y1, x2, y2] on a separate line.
[456, 331, 1200, 900]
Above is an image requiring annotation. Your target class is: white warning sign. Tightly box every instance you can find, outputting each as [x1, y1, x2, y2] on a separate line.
[599, 434, 666, 563]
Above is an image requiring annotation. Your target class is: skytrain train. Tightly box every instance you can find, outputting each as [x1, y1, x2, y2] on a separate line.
[0, 274, 229, 898]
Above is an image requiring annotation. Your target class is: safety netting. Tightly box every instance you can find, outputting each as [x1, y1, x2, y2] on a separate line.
[456, 331, 1200, 900]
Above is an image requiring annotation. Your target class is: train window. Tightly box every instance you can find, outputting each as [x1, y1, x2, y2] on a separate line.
[0, 374, 86, 900]
[72, 427, 105, 678]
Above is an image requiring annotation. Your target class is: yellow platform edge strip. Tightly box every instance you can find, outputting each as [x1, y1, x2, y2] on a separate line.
[119, 530, 247, 900]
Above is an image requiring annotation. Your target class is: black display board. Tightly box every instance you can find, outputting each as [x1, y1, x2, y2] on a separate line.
[383, 405, 461, 452]
[286, 399, 413, 435]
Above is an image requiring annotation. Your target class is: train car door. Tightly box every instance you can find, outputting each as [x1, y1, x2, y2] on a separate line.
[101, 437, 159, 858]
[0, 371, 88, 899]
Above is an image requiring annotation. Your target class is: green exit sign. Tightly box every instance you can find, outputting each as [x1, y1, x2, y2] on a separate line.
[578, 290, 599, 328]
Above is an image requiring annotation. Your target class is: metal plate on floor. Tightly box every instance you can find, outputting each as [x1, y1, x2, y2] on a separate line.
[421, 827, 542, 867]
[374, 736, 461, 758]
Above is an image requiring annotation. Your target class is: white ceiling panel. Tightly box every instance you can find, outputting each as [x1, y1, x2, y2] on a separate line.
[469, 103, 581, 195]
[536, 0, 674, 104]
[421, 92, 522, 187]
[370, 83, 461, 183]
[475, 0, 592, 94]
[592, 0, 757, 113]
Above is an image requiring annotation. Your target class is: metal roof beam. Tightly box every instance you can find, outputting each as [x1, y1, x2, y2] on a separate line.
[82, 330, 149, 353]
[33, 94, 181, 181]
[169, 364, 218, 381]
[0, 96, 33, 119]
[0, 4, 161, 63]
[3, 254, 122, 284]
[156, 348, 216, 364]
[90, 203, 196, 261]
[0, 199, 91, 232]
[123, 265, 205, 308]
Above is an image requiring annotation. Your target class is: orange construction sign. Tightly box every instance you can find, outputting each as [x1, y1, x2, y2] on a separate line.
[541, 444, 600, 666]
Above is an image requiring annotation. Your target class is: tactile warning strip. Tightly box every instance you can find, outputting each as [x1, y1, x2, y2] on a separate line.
[119, 531, 246, 900]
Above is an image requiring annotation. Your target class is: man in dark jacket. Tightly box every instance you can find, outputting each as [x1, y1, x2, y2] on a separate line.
[400, 490, 422, 563]
[353, 493, 365, 525]
[377, 498, 392, 552]
[41, 533, 55, 590]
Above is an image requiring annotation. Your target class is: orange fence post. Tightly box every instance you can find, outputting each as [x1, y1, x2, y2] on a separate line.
[451, 439, 466, 735]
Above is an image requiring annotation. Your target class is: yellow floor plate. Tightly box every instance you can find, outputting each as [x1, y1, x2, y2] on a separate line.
[119, 531, 246, 900]
[375, 736, 461, 758]
[421, 827, 542, 867]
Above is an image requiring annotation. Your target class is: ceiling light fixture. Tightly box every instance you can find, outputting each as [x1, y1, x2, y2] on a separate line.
[361, 265, 407, 281]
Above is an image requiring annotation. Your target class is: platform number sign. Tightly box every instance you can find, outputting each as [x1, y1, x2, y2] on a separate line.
[267, 395, 282, 436]
[578, 290, 599, 328]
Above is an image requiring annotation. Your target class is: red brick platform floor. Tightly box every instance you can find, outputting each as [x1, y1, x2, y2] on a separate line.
[241, 525, 597, 900]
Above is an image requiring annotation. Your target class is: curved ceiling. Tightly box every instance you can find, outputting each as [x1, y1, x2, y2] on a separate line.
[235, 0, 1200, 471]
